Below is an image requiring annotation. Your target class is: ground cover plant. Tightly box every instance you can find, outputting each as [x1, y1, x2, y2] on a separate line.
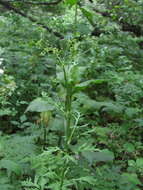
[0, 0, 143, 189]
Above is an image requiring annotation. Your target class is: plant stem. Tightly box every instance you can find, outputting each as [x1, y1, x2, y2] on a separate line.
[67, 112, 80, 145]
[41, 122, 47, 149]
[65, 86, 73, 148]
[61, 64, 73, 148]
[59, 160, 68, 190]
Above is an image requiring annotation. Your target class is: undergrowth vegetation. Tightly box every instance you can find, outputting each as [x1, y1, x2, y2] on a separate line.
[0, 0, 143, 189]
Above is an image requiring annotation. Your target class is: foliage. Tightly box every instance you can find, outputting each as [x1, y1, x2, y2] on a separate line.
[0, 0, 143, 189]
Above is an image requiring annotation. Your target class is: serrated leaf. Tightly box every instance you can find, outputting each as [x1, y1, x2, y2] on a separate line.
[21, 179, 39, 189]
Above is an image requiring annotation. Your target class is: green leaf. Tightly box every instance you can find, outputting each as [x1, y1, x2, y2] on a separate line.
[136, 158, 143, 168]
[20, 114, 27, 123]
[80, 8, 94, 26]
[70, 65, 86, 84]
[0, 159, 21, 176]
[123, 143, 135, 153]
[66, 0, 77, 6]
[75, 79, 106, 91]
[26, 98, 55, 112]
[0, 184, 13, 190]
[21, 179, 39, 189]
[50, 117, 64, 132]
[128, 160, 135, 167]
[122, 173, 141, 185]
[82, 149, 114, 164]
[134, 118, 143, 127]
[102, 102, 123, 114]
[125, 107, 139, 118]
[78, 176, 96, 185]
[0, 109, 12, 116]
[75, 80, 94, 90]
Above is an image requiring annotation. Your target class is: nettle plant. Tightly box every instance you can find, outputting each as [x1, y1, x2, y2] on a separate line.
[24, 41, 112, 190]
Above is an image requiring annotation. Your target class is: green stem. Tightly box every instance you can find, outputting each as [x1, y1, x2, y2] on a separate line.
[59, 160, 68, 190]
[41, 122, 47, 149]
[62, 63, 68, 88]
[61, 64, 73, 148]
[57, 56, 74, 149]
[65, 87, 73, 147]
[67, 112, 80, 145]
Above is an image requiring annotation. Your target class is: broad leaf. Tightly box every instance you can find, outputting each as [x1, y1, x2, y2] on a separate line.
[26, 98, 55, 112]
